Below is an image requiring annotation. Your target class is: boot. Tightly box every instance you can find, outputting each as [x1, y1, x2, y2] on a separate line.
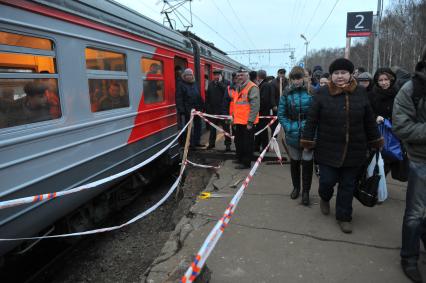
[401, 260, 423, 283]
[290, 159, 301, 199]
[301, 160, 314, 206]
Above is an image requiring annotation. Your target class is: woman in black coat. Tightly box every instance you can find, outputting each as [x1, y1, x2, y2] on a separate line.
[368, 68, 399, 175]
[301, 58, 383, 234]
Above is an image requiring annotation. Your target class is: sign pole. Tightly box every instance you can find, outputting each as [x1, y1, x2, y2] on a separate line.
[345, 37, 351, 59]
[372, 0, 382, 74]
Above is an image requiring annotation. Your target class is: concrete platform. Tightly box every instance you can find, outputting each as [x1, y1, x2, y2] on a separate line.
[144, 131, 418, 283]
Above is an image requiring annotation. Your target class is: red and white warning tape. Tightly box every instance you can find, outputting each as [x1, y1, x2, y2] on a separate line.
[195, 112, 234, 140]
[0, 163, 187, 241]
[186, 160, 221, 170]
[0, 116, 194, 211]
[254, 117, 277, 136]
[181, 124, 282, 283]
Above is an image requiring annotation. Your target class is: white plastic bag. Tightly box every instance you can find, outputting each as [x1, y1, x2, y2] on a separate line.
[367, 152, 388, 202]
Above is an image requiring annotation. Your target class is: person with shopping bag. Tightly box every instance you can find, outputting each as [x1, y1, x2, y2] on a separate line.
[368, 68, 405, 176]
[301, 58, 383, 234]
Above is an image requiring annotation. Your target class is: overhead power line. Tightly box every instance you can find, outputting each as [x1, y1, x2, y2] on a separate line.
[211, 0, 251, 47]
[309, 0, 340, 42]
[302, 0, 322, 35]
[180, 5, 239, 51]
[225, 0, 256, 49]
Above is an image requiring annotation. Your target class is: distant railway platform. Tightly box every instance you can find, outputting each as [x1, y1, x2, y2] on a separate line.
[144, 136, 414, 283]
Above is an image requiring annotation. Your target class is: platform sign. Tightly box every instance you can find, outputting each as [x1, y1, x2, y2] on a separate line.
[346, 11, 373, 37]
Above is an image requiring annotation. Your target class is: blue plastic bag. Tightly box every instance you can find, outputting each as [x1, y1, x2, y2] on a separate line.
[378, 119, 403, 161]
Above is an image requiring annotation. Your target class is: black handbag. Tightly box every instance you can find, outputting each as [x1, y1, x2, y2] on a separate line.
[354, 152, 381, 207]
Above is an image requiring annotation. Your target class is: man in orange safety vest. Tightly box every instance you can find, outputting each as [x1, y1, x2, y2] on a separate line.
[232, 67, 260, 169]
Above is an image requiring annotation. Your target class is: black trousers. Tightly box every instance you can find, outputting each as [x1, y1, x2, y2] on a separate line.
[235, 124, 255, 167]
[208, 118, 232, 147]
[318, 164, 361, 222]
[254, 118, 269, 151]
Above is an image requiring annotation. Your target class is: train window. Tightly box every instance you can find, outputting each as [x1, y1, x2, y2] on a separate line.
[0, 31, 53, 50]
[85, 48, 126, 71]
[88, 79, 129, 112]
[0, 53, 56, 73]
[0, 79, 60, 128]
[141, 58, 164, 104]
[0, 31, 61, 129]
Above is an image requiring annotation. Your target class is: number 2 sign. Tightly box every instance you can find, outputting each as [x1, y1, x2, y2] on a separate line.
[346, 11, 373, 37]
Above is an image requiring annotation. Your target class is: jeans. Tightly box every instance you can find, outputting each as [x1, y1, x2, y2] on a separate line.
[401, 160, 426, 264]
[318, 164, 361, 222]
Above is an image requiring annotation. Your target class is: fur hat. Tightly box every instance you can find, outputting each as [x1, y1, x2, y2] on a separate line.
[289, 66, 305, 80]
[329, 58, 354, 74]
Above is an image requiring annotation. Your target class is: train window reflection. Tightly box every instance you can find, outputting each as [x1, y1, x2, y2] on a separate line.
[141, 58, 165, 104]
[88, 79, 129, 112]
[85, 48, 126, 71]
[0, 52, 56, 73]
[0, 31, 54, 50]
[143, 80, 164, 104]
[0, 79, 61, 129]
[141, 58, 163, 76]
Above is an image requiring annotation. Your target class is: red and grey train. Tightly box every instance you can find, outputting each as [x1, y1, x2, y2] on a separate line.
[0, 0, 244, 257]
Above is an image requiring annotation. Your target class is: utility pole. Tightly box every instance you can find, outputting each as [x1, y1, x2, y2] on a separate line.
[372, 0, 382, 74]
[300, 34, 309, 68]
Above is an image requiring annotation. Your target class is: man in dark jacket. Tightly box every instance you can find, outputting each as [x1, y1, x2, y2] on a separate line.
[206, 69, 230, 149]
[254, 70, 275, 151]
[393, 45, 426, 283]
[175, 68, 204, 147]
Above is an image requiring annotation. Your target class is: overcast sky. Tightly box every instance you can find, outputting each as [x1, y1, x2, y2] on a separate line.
[115, 0, 389, 74]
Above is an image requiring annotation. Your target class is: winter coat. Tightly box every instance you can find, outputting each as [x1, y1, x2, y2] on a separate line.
[258, 79, 276, 115]
[206, 79, 228, 114]
[392, 70, 426, 163]
[278, 84, 313, 148]
[368, 85, 398, 121]
[301, 79, 383, 168]
[175, 80, 204, 115]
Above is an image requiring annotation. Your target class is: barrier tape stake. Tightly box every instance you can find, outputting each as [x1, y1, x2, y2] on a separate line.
[176, 109, 194, 198]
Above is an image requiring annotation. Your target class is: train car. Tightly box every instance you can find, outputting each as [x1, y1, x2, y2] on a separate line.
[0, 0, 244, 258]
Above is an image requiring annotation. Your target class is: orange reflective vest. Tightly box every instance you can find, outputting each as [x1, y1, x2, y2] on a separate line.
[227, 85, 237, 116]
[233, 81, 259, 125]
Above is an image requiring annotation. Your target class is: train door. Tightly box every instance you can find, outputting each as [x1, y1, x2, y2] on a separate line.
[174, 56, 187, 90]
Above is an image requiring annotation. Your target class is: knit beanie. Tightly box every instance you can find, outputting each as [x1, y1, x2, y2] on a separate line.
[357, 72, 372, 81]
[182, 68, 194, 76]
[329, 58, 354, 74]
[289, 66, 305, 80]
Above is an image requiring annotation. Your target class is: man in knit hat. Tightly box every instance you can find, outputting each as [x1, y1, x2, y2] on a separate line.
[393, 44, 426, 283]
[357, 72, 373, 91]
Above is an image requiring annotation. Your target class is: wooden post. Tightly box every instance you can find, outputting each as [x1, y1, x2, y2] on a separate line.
[176, 110, 194, 198]
[345, 37, 351, 59]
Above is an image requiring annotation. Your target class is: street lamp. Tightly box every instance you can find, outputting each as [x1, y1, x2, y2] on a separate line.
[300, 34, 309, 68]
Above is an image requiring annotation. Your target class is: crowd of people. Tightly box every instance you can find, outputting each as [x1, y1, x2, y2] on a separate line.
[175, 44, 426, 283]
